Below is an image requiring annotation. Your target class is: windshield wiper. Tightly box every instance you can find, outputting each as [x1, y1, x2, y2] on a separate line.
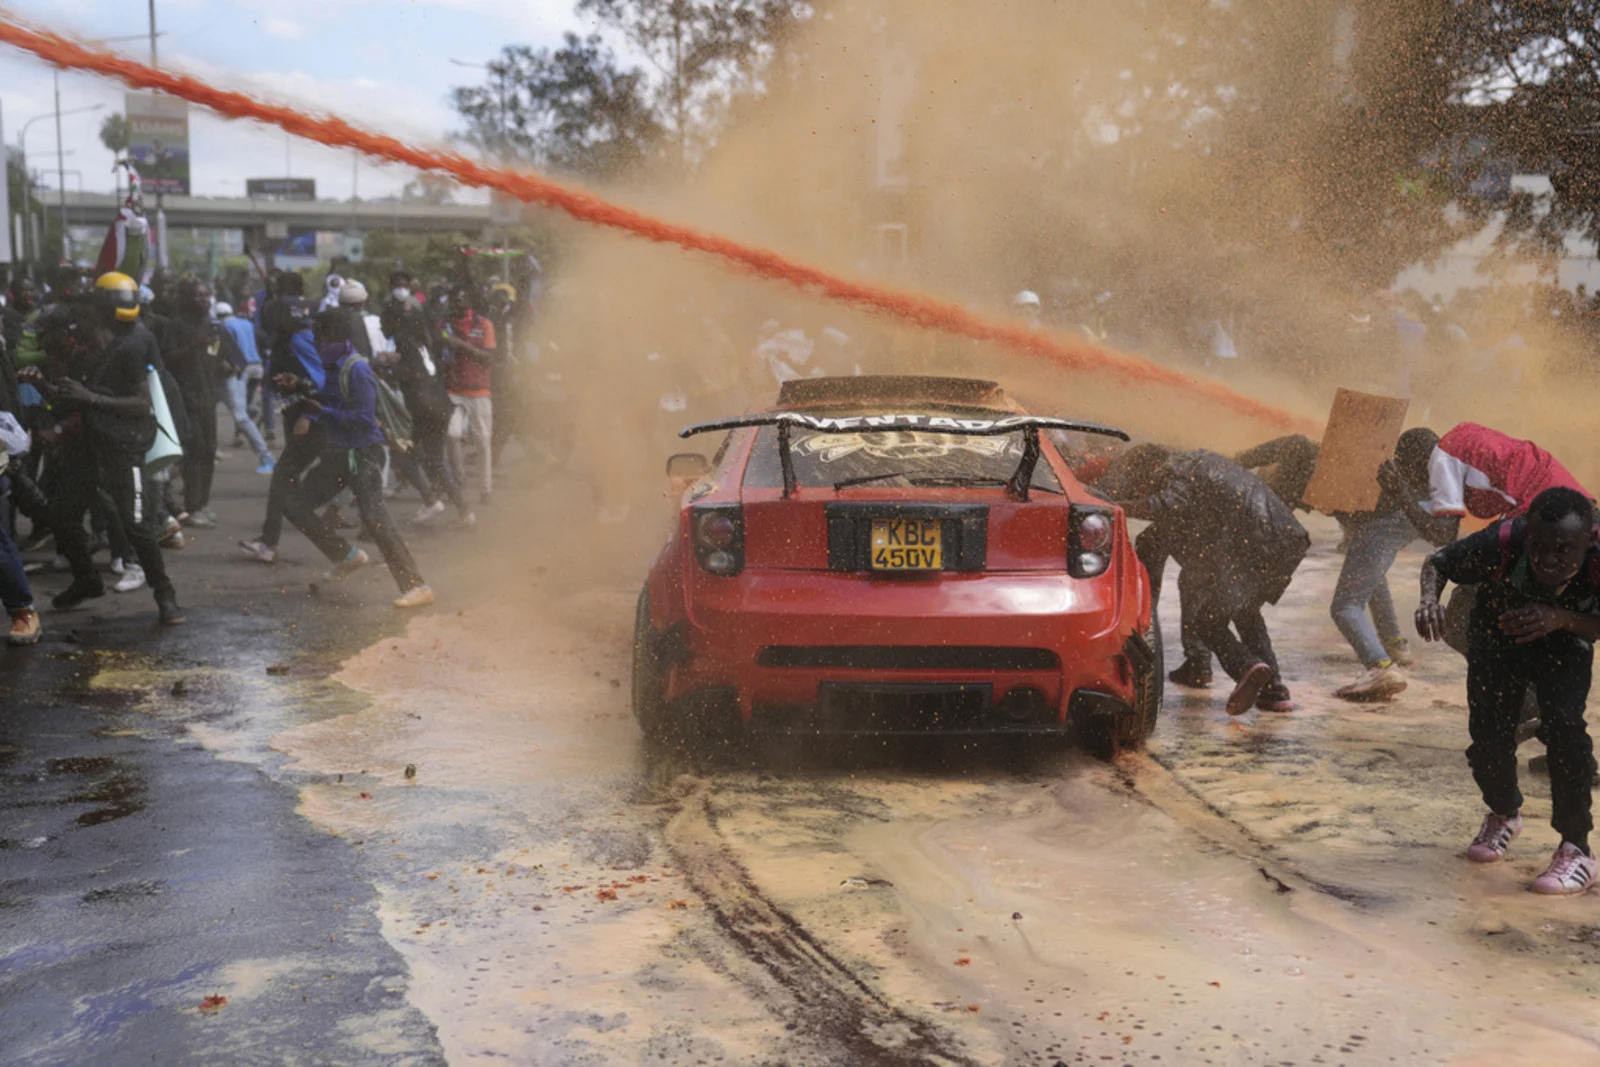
[910, 475, 1063, 495]
[833, 471, 914, 490]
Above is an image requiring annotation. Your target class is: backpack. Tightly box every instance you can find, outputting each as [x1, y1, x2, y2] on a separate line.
[339, 355, 413, 452]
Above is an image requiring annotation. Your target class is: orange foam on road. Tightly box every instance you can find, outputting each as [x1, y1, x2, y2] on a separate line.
[0, 15, 1317, 434]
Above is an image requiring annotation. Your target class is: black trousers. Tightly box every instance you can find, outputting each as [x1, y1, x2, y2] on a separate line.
[4, 464, 49, 531]
[1180, 565, 1281, 686]
[181, 397, 217, 513]
[261, 428, 321, 547]
[283, 444, 424, 593]
[1467, 632, 1594, 844]
[50, 439, 174, 600]
[1136, 525, 1209, 665]
[415, 420, 466, 511]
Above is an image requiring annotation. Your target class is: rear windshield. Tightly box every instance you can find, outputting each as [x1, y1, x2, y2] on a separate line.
[743, 425, 1063, 492]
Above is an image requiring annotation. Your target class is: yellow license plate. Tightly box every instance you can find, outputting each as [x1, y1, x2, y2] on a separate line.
[871, 519, 943, 570]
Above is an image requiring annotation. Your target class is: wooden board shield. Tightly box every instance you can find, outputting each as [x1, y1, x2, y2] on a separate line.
[1301, 388, 1411, 514]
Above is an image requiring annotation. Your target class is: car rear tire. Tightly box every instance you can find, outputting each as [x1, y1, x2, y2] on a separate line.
[1118, 609, 1165, 750]
[633, 587, 746, 766]
[1082, 610, 1164, 761]
[632, 586, 670, 750]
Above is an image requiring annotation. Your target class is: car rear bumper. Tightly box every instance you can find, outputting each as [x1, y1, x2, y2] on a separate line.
[659, 570, 1139, 733]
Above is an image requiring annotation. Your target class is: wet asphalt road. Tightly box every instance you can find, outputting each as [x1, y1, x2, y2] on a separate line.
[1, 447, 455, 1065]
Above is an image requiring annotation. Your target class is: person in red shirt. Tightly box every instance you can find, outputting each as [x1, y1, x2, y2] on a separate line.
[1379, 422, 1591, 553]
[442, 285, 497, 504]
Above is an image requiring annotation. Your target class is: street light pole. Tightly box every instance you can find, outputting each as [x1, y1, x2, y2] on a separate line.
[54, 70, 68, 261]
[149, 0, 168, 268]
[17, 103, 103, 267]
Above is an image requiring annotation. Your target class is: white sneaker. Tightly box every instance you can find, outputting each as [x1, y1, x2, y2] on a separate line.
[413, 500, 447, 524]
[112, 563, 147, 594]
[393, 584, 435, 609]
[110, 557, 126, 576]
[324, 548, 371, 582]
[1335, 664, 1408, 702]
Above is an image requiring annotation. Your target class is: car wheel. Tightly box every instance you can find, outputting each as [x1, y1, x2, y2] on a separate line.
[632, 586, 670, 748]
[1118, 609, 1165, 750]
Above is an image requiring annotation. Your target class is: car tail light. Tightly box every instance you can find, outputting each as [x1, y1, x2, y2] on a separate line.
[1069, 505, 1114, 578]
[691, 504, 744, 576]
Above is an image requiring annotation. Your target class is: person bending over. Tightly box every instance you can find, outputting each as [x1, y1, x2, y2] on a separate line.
[1114, 444, 1309, 714]
[1416, 486, 1599, 895]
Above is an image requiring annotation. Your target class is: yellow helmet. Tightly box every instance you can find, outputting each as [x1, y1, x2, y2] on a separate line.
[94, 271, 141, 323]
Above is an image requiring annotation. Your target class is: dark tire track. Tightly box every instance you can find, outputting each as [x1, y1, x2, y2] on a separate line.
[662, 777, 980, 1066]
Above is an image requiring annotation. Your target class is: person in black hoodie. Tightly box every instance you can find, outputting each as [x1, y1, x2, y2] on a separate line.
[380, 272, 472, 526]
[150, 275, 220, 526]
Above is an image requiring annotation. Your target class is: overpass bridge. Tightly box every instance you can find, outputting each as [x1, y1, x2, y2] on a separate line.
[60, 191, 496, 238]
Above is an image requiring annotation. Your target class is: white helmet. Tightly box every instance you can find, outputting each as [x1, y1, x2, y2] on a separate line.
[1013, 290, 1041, 307]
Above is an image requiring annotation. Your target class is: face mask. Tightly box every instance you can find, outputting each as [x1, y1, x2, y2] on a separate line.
[392, 287, 411, 302]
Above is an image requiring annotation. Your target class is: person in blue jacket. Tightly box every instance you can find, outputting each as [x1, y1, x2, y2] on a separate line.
[279, 309, 433, 609]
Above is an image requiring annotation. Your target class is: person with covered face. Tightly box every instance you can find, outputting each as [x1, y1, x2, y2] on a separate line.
[149, 274, 221, 527]
[1416, 487, 1600, 895]
[1111, 443, 1310, 714]
[19, 302, 184, 625]
[279, 309, 433, 609]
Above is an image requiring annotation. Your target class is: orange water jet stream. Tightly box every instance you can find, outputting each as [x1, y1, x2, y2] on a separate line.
[0, 16, 1317, 434]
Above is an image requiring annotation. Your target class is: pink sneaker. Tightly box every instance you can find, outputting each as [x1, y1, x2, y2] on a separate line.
[1530, 842, 1598, 895]
[1225, 663, 1273, 716]
[1465, 811, 1522, 863]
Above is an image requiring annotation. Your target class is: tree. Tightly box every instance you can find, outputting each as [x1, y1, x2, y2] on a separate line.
[402, 173, 457, 205]
[576, 0, 809, 167]
[99, 113, 129, 156]
[1432, 1, 1600, 259]
[451, 33, 664, 179]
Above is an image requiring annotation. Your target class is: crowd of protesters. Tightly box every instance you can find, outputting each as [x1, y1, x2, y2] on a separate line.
[0, 256, 542, 646]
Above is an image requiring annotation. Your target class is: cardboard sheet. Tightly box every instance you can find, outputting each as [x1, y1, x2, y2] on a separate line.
[1301, 388, 1411, 514]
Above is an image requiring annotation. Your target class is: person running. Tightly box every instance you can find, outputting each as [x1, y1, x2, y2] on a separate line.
[1113, 444, 1309, 714]
[22, 302, 184, 625]
[279, 309, 433, 609]
[239, 279, 318, 565]
[1416, 486, 1599, 895]
[215, 302, 275, 475]
[380, 272, 472, 526]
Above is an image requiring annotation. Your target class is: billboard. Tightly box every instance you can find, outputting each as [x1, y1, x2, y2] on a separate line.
[126, 93, 191, 196]
[247, 178, 316, 201]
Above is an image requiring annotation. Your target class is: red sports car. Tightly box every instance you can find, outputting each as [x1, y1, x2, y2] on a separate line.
[632, 376, 1160, 756]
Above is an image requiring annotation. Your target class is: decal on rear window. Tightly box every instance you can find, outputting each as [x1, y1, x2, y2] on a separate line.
[794, 431, 1017, 464]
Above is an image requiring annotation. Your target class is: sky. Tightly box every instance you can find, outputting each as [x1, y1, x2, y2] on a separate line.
[0, 0, 588, 203]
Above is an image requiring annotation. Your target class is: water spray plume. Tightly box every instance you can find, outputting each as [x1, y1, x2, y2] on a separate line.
[0, 15, 1317, 435]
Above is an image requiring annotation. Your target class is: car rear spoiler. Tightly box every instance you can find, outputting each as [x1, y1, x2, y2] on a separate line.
[679, 412, 1130, 499]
